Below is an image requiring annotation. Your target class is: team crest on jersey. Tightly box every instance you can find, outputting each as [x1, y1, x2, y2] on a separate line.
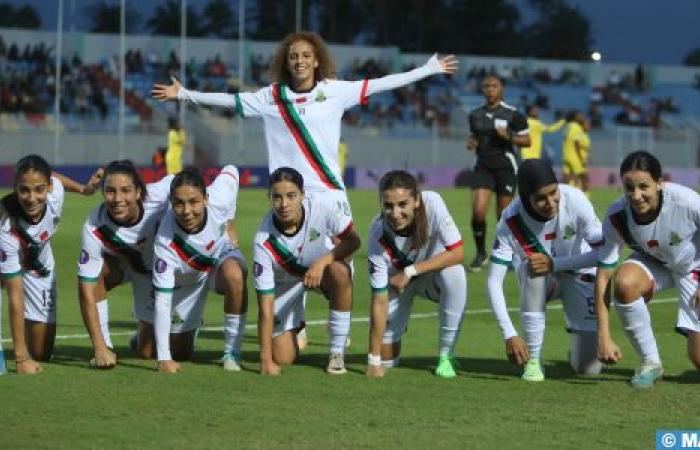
[79, 249, 89, 264]
[155, 258, 167, 273]
[669, 231, 682, 246]
[171, 313, 184, 325]
[309, 228, 321, 242]
[254, 261, 263, 277]
[315, 90, 327, 102]
[563, 225, 576, 240]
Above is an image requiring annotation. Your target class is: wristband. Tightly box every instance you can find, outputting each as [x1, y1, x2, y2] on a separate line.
[404, 264, 418, 279]
[368, 354, 381, 367]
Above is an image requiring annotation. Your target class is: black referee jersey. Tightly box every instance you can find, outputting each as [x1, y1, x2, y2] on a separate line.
[468, 101, 528, 169]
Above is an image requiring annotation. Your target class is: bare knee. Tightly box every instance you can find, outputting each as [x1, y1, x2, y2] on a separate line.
[613, 274, 644, 303]
[324, 261, 351, 288]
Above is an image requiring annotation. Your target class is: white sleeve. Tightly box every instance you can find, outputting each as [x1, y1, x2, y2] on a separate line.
[49, 176, 65, 213]
[367, 227, 389, 291]
[552, 251, 598, 273]
[0, 219, 21, 277]
[490, 218, 515, 267]
[364, 55, 443, 99]
[597, 213, 622, 268]
[552, 196, 601, 272]
[207, 166, 239, 220]
[487, 263, 518, 340]
[253, 241, 275, 294]
[579, 196, 604, 247]
[326, 198, 353, 238]
[154, 290, 173, 361]
[146, 174, 175, 206]
[432, 195, 463, 249]
[177, 87, 266, 118]
[152, 235, 177, 292]
[78, 219, 105, 282]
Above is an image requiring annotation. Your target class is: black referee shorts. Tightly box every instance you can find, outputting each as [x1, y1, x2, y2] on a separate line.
[471, 164, 516, 196]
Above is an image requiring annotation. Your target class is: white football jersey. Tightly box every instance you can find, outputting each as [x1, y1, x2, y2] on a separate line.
[253, 193, 353, 293]
[77, 175, 174, 282]
[598, 182, 700, 273]
[491, 184, 602, 270]
[153, 166, 239, 291]
[367, 191, 463, 292]
[0, 176, 65, 278]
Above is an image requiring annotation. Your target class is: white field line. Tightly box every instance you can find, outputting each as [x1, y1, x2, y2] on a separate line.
[0, 296, 678, 344]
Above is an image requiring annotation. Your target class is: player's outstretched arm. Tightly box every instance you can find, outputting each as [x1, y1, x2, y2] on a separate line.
[364, 54, 458, 98]
[52, 168, 103, 196]
[151, 76, 182, 102]
[152, 76, 238, 109]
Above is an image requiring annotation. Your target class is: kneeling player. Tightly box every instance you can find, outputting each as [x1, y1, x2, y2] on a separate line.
[366, 170, 467, 379]
[152, 166, 247, 373]
[254, 167, 360, 376]
[487, 159, 603, 381]
[0, 155, 102, 373]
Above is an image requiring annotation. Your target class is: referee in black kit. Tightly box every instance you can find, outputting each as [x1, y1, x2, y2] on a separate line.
[466, 74, 530, 271]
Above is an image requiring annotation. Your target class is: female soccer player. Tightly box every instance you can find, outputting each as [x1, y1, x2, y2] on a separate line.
[152, 166, 247, 373]
[253, 167, 360, 376]
[562, 111, 591, 192]
[0, 155, 102, 374]
[78, 160, 174, 369]
[365, 170, 467, 379]
[596, 151, 700, 388]
[487, 159, 603, 382]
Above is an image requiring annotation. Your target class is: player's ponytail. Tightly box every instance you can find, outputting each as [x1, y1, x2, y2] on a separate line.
[102, 160, 147, 201]
[379, 170, 428, 250]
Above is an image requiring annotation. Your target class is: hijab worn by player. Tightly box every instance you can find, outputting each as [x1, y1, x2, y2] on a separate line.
[517, 159, 558, 222]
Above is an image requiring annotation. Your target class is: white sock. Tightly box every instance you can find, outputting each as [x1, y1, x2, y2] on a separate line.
[381, 357, 399, 368]
[438, 265, 467, 356]
[521, 311, 545, 360]
[614, 297, 661, 365]
[328, 310, 351, 354]
[224, 313, 246, 355]
[97, 299, 113, 349]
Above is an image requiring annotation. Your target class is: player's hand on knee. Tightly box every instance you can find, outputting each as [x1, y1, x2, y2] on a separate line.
[157, 360, 181, 373]
[304, 262, 325, 289]
[506, 336, 529, 366]
[365, 364, 385, 378]
[261, 359, 281, 376]
[91, 348, 117, 370]
[597, 337, 622, 364]
[528, 254, 552, 276]
[389, 273, 410, 294]
[16, 358, 42, 375]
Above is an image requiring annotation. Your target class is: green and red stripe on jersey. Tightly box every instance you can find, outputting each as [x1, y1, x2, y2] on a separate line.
[169, 234, 217, 273]
[93, 225, 150, 274]
[505, 214, 547, 257]
[378, 229, 414, 270]
[272, 83, 344, 190]
[263, 235, 308, 278]
[10, 225, 50, 277]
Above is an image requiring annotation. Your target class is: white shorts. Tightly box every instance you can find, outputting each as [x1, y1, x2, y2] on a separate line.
[118, 266, 155, 324]
[23, 272, 57, 324]
[624, 253, 700, 335]
[516, 264, 597, 333]
[270, 282, 307, 338]
[382, 271, 442, 344]
[169, 245, 247, 334]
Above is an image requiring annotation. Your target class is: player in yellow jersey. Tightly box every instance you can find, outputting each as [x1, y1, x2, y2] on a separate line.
[521, 105, 565, 160]
[165, 117, 186, 175]
[562, 111, 591, 193]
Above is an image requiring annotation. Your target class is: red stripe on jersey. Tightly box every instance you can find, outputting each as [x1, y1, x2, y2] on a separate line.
[169, 241, 212, 272]
[647, 239, 659, 248]
[445, 240, 464, 251]
[336, 222, 354, 239]
[359, 79, 369, 106]
[221, 171, 238, 182]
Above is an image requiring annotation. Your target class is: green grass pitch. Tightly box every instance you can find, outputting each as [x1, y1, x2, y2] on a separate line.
[1, 187, 698, 449]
